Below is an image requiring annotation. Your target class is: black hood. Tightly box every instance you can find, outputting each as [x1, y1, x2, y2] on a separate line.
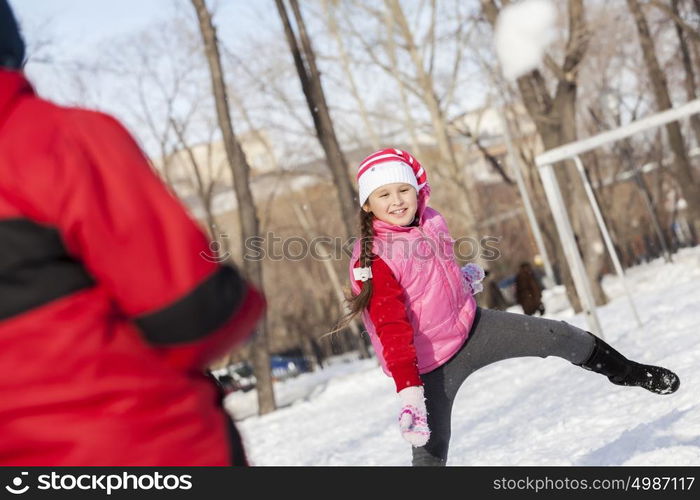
[0, 0, 25, 70]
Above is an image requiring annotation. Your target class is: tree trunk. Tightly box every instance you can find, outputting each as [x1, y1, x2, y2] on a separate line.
[482, 0, 610, 311]
[275, 0, 357, 240]
[190, 0, 276, 415]
[483, 2, 580, 307]
[671, 0, 700, 146]
[506, 109, 569, 287]
[291, 202, 371, 359]
[627, 0, 700, 237]
[552, 71, 609, 307]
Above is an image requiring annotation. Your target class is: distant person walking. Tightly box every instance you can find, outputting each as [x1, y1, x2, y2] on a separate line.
[515, 261, 545, 316]
[0, 0, 265, 466]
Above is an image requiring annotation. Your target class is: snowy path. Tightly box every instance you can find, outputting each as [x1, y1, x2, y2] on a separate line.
[225, 247, 700, 465]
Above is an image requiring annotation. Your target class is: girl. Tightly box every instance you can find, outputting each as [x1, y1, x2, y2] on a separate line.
[339, 148, 680, 466]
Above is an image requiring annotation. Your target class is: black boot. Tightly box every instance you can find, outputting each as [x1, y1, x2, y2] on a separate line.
[578, 335, 680, 395]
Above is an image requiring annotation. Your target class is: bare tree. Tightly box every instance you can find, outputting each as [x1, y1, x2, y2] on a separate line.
[648, 0, 700, 42]
[275, 0, 358, 240]
[322, 0, 381, 150]
[292, 201, 371, 359]
[96, 17, 240, 267]
[482, 0, 610, 310]
[384, 0, 462, 177]
[190, 0, 275, 415]
[627, 0, 700, 237]
[342, 0, 479, 236]
[99, 22, 199, 187]
[382, 8, 426, 159]
[669, 0, 700, 146]
[169, 117, 229, 253]
[225, 78, 372, 360]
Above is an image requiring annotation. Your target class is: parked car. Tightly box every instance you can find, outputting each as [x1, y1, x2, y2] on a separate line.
[212, 355, 312, 391]
[210, 361, 256, 394]
[270, 355, 311, 381]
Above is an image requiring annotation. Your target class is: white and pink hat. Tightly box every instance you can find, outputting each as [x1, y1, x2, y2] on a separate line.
[356, 148, 428, 207]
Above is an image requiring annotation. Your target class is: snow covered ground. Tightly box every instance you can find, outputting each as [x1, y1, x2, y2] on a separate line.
[225, 247, 700, 466]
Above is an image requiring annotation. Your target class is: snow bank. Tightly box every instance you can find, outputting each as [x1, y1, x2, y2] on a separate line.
[227, 247, 700, 465]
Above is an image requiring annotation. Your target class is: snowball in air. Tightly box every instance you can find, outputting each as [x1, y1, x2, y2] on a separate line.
[494, 0, 557, 80]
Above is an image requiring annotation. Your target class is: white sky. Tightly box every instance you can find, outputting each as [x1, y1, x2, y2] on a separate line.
[12, 0, 176, 43]
[11, 0, 269, 63]
[7, 0, 506, 163]
[9, 0, 285, 156]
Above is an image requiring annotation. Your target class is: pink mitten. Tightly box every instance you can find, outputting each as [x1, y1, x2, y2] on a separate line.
[461, 263, 485, 295]
[398, 386, 430, 447]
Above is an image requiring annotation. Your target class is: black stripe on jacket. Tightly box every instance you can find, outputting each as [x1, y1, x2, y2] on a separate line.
[0, 218, 95, 321]
[135, 265, 248, 345]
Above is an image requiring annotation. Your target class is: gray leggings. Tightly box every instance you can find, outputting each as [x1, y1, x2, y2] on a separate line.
[412, 307, 596, 466]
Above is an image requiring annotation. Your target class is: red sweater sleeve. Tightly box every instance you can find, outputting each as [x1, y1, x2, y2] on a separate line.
[355, 258, 421, 391]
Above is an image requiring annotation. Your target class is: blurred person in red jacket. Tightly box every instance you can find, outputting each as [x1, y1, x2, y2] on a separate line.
[0, 0, 265, 466]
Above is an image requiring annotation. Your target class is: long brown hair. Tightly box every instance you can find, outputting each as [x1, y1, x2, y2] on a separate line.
[327, 208, 376, 335]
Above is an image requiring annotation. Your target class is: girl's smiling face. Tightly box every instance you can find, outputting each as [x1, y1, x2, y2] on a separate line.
[363, 182, 418, 226]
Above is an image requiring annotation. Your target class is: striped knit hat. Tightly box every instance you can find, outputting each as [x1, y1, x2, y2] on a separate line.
[356, 148, 428, 207]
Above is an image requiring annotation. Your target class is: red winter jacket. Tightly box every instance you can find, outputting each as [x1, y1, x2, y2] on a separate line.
[354, 257, 421, 392]
[0, 70, 265, 466]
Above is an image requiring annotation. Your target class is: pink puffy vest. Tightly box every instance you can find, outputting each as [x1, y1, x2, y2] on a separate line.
[348, 191, 477, 376]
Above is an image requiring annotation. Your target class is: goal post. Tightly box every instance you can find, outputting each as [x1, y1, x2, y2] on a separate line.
[534, 98, 700, 336]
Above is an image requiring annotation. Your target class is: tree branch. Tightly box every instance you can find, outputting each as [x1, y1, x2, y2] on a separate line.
[648, 0, 700, 42]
